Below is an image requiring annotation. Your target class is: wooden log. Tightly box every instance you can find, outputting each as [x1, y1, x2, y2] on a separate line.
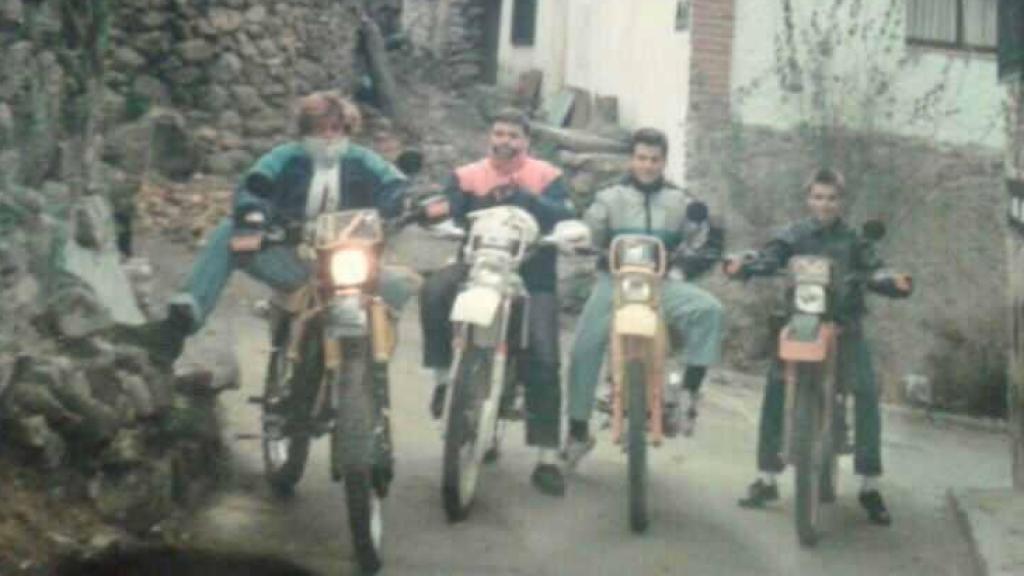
[530, 122, 631, 154]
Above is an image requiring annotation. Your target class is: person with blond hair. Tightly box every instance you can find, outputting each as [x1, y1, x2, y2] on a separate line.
[128, 91, 416, 367]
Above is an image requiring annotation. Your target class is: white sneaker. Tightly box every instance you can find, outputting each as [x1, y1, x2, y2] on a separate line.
[561, 436, 596, 470]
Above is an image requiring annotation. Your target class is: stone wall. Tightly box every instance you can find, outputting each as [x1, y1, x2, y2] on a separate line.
[403, 0, 487, 86]
[106, 0, 363, 176]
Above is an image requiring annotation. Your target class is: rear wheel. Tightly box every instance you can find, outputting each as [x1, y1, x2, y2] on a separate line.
[626, 359, 648, 533]
[261, 322, 318, 496]
[334, 342, 383, 574]
[793, 364, 824, 547]
[442, 343, 493, 522]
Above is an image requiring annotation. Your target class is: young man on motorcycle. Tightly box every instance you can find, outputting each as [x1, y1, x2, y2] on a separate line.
[732, 168, 896, 526]
[419, 108, 576, 496]
[127, 91, 420, 367]
[563, 128, 725, 467]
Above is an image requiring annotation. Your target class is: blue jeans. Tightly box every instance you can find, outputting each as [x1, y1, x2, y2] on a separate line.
[171, 218, 419, 331]
[567, 273, 724, 422]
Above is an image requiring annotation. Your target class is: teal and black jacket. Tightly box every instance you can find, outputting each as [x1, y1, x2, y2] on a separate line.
[583, 177, 720, 279]
[233, 142, 407, 224]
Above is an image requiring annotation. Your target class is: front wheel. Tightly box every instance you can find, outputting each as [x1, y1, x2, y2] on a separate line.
[344, 471, 383, 575]
[793, 363, 824, 547]
[260, 323, 317, 496]
[442, 343, 493, 523]
[626, 359, 648, 533]
[334, 344, 384, 574]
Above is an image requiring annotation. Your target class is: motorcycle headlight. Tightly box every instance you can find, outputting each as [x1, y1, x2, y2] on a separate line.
[330, 249, 371, 287]
[620, 276, 652, 303]
[794, 284, 826, 314]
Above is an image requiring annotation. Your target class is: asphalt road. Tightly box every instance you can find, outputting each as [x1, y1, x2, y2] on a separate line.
[153, 230, 1010, 576]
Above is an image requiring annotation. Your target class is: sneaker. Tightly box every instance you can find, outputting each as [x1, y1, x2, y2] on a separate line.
[530, 463, 566, 497]
[561, 435, 596, 470]
[858, 490, 892, 526]
[738, 479, 780, 508]
[430, 383, 447, 420]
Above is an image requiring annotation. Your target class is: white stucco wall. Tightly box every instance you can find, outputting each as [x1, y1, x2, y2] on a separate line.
[731, 0, 1004, 150]
[497, 0, 692, 182]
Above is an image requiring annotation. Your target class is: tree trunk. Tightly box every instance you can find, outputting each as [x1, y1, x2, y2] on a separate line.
[357, 4, 408, 128]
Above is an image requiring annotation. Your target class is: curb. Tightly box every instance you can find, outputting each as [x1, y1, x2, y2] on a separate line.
[948, 489, 991, 576]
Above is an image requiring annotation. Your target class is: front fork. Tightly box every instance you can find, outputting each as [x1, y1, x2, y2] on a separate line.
[780, 348, 838, 466]
[322, 296, 396, 488]
[610, 326, 668, 446]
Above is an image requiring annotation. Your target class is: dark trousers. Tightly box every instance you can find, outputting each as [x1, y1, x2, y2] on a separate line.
[420, 263, 562, 448]
[756, 327, 882, 477]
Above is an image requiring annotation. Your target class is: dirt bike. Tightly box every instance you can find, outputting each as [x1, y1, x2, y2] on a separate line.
[233, 195, 447, 574]
[591, 201, 712, 534]
[439, 206, 588, 522]
[725, 221, 912, 546]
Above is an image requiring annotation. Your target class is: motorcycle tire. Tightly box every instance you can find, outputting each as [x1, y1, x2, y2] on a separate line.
[793, 364, 823, 547]
[334, 342, 384, 574]
[260, 324, 318, 497]
[627, 359, 648, 533]
[442, 343, 493, 523]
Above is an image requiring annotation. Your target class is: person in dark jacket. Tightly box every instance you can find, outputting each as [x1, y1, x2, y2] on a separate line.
[130, 92, 418, 367]
[733, 168, 908, 526]
[419, 108, 575, 497]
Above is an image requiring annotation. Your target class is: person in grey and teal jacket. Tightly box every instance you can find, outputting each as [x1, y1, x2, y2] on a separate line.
[563, 128, 725, 469]
[126, 92, 420, 367]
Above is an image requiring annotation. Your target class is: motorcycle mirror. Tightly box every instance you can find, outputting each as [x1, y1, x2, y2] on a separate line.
[686, 201, 709, 223]
[862, 219, 886, 241]
[396, 149, 424, 176]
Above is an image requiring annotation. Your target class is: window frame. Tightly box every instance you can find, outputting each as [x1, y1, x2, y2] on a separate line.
[906, 0, 997, 53]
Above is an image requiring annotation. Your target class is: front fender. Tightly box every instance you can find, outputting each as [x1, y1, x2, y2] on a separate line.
[614, 304, 659, 338]
[778, 314, 833, 362]
[450, 286, 502, 327]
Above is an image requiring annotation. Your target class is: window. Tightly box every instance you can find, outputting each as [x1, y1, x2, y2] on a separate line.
[907, 0, 997, 51]
[511, 0, 538, 46]
[675, 0, 691, 32]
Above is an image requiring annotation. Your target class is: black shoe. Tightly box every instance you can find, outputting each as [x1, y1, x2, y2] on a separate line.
[858, 490, 892, 526]
[738, 479, 779, 508]
[430, 383, 447, 420]
[113, 316, 187, 370]
[530, 463, 566, 497]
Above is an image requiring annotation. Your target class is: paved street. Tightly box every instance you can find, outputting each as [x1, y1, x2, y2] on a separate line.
[165, 230, 1010, 576]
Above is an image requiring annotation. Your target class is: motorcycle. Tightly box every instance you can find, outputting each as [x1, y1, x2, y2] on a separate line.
[596, 201, 711, 533]
[724, 220, 912, 546]
[234, 193, 447, 574]
[439, 205, 589, 522]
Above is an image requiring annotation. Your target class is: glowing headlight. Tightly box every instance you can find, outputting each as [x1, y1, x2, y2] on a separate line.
[794, 284, 826, 314]
[620, 276, 652, 303]
[330, 249, 371, 286]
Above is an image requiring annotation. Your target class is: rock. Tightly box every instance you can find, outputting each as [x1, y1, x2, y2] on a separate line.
[217, 110, 243, 131]
[61, 196, 146, 326]
[245, 5, 267, 23]
[176, 39, 215, 64]
[112, 47, 146, 70]
[105, 110, 197, 180]
[0, 101, 12, 147]
[208, 8, 243, 33]
[119, 373, 156, 418]
[133, 32, 171, 58]
[244, 110, 287, 137]
[206, 150, 253, 175]
[210, 52, 243, 83]
[93, 458, 174, 534]
[130, 74, 171, 107]
[138, 11, 169, 29]
[50, 372, 120, 445]
[101, 429, 146, 468]
[1, 0, 23, 27]
[9, 415, 66, 469]
[557, 151, 631, 173]
[229, 85, 263, 113]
